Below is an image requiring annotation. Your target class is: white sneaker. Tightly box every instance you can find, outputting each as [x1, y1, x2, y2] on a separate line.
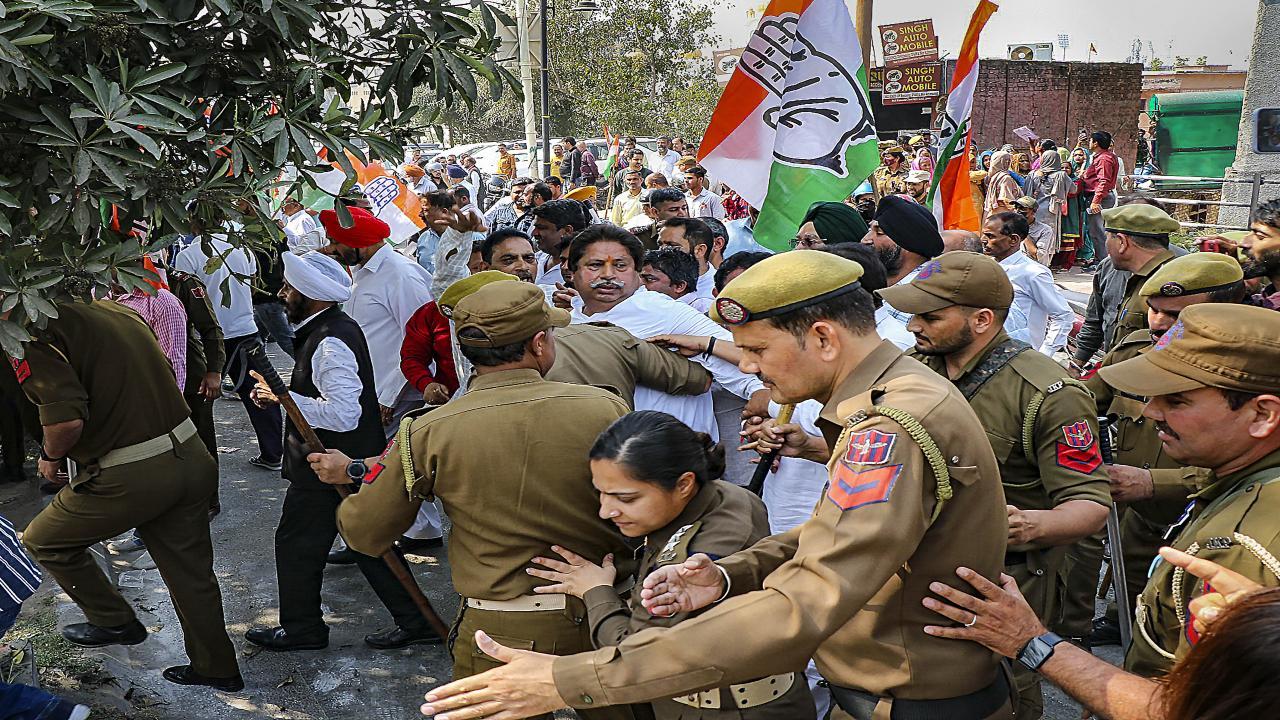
[68, 705, 92, 720]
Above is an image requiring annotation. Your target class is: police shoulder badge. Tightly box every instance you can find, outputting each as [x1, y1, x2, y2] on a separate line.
[1056, 420, 1102, 474]
[843, 429, 896, 466]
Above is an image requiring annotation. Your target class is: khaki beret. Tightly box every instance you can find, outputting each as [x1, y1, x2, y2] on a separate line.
[1102, 203, 1180, 238]
[437, 270, 519, 317]
[452, 280, 569, 347]
[712, 252, 864, 326]
[1139, 252, 1243, 298]
[1099, 304, 1280, 396]
[878, 251, 1013, 314]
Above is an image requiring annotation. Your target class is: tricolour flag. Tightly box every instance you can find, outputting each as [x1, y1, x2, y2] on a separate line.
[601, 124, 620, 181]
[926, 0, 998, 231]
[698, 0, 878, 251]
[305, 150, 425, 245]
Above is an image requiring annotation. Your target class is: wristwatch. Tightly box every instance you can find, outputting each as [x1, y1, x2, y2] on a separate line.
[345, 459, 369, 482]
[1017, 631, 1066, 672]
[39, 449, 64, 463]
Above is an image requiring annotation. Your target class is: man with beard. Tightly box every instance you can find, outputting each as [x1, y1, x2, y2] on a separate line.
[881, 252, 1110, 720]
[319, 207, 444, 556]
[861, 196, 944, 349]
[482, 228, 539, 282]
[1242, 198, 1280, 309]
[245, 251, 441, 651]
[905, 169, 931, 204]
[1068, 253, 1244, 648]
[484, 176, 534, 233]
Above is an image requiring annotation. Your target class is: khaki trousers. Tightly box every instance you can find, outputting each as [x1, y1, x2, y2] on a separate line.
[22, 435, 239, 678]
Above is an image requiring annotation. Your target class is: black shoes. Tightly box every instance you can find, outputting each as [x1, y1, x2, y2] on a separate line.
[364, 626, 443, 650]
[1089, 616, 1122, 647]
[249, 455, 283, 472]
[62, 620, 147, 647]
[163, 665, 245, 692]
[394, 535, 444, 556]
[327, 547, 359, 565]
[244, 626, 329, 651]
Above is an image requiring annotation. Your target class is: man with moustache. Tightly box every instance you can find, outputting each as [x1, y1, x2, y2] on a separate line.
[245, 251, 441, 651]
[1241, 198, 1280, 310]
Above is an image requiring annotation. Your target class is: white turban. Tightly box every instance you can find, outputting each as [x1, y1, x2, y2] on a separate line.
[282, 251, 351, 303]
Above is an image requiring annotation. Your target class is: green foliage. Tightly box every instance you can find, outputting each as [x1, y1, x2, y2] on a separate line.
[417, 0, 721, 143]
[0, 0, 511, 356]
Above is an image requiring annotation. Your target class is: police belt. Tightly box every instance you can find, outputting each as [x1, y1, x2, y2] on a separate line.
[828, 670, 1009, 720]
[671, 673, 794, 710]
[98, 418, 198, 470]
[465, 594, 567, 612]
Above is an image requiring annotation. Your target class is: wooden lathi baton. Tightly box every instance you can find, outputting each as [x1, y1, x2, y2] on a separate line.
[246, 341, 451, 640]
[747, 404, 794, 496]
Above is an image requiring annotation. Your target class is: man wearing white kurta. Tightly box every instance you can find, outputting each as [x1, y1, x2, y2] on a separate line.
[318, 206, 444, 550]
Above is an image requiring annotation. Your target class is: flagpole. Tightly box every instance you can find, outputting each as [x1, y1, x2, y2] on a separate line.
[856, 0, 872, 75]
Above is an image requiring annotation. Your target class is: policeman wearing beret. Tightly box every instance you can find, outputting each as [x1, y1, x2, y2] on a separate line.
[1100, 203, 1182, 348]
[419, 252, 1012, 720]
[1077, 253, 1246, 646]
[881, 252, 1110, 720]
[311, 281, 636, 720]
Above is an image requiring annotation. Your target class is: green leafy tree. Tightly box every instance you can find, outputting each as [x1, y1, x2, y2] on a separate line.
[417, 0, 721, 143]
[0, 0, 511, 356]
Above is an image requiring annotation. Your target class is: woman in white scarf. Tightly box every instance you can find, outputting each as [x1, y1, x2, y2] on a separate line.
[983, 150, 1023, 223]
[1023, 149, 1075, 265]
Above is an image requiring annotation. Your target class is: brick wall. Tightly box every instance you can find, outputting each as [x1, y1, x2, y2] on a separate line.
[964, 60, 1144, 168]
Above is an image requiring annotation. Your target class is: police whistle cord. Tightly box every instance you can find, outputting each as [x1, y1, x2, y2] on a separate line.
[246, 341, 451, 640]
[747, 404, 794, 497]
[1098, 414, 1132, 652]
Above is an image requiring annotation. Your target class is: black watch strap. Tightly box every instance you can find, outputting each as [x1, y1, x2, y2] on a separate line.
[1017, 631, 1066, 672]
[346, 460, 369, 481]
[39, 449, 64, 463]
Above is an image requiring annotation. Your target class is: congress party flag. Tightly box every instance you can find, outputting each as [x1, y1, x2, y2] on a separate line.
[305, 150, 425, 245]
[698, 0, 879, 252]
[926, 0, 998, 231]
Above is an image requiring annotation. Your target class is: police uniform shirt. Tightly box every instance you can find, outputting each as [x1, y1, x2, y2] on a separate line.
[337, 369, 632, 600]
[1111, 249, 1176, 347]
[552, 341, 1008, 705]
[546, 323, 711, 407]
[11, 301, 190, 465]
[1127, 448, 1280, 677]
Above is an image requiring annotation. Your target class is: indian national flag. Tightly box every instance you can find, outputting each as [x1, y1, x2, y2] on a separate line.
[926, 0, 998, 231]
[601, 124, 620, 181]
[698, 0, 878, 251]
[305, 150, 426, 246]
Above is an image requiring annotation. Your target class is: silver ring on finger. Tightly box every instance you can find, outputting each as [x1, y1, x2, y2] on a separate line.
[964, 614, 978, 628]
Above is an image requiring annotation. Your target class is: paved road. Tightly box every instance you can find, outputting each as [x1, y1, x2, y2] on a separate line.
[1, 342, 1124, 719]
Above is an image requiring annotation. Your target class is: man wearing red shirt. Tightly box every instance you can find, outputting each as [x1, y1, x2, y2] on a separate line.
[400, 301, 459, 406]
[1078, 130, 1119, 266]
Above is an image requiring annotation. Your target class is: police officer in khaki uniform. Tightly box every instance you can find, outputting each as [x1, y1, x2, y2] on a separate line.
[437, 271, 712, 407]
[419, 251, 1012, 720]
[309, 281, 635, 720]
[1083, 304, 1280, 677]
[524, 411, 815, 720]
[872, 146, 910, 202]
[1077, 253, 1244, 645]
[879, 252, 1111, 720]
[13, 300, 241, 690]
[1099, 203, 1182, 348]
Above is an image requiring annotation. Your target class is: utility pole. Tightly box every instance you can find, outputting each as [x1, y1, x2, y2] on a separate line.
[540, 0, 551, 178]
[514, 0, 538, 175]
[856, 0, 872, 74]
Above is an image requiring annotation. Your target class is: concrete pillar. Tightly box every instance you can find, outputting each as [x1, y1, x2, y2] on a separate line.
[1220, 0, 1280, 226]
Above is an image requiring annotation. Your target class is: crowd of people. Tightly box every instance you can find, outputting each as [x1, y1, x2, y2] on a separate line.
[2, 125, 1280, 720]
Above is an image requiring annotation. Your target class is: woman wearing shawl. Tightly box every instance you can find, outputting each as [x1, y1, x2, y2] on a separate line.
[911, 146, 935, 175]
[983, 150, 1023, 222]
[1023, 149, 1075, 266]
[1059, 146, 1093, 267]
[969, 150, 990, 218]
[1010, 152, 1032, 189]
